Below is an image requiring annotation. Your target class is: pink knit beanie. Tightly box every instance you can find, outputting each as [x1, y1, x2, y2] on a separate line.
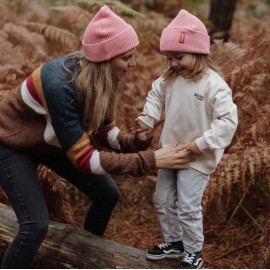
[160, 9, 210, 55]
[82, 5, 139, 62]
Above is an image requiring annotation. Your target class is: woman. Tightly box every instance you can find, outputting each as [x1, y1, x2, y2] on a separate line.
[0, 5, 193, 268]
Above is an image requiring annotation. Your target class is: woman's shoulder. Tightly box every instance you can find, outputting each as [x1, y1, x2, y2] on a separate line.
[38, 53, 82, 104]
[41, 52, 80, 82]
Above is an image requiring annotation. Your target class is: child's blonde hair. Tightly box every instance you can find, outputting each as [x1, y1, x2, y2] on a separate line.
[163, 54, 220, 82]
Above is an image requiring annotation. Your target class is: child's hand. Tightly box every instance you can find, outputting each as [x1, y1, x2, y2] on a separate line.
[135, 111, 165, 141]
[135, 118, 153, 141]
[186, 140, 202, 155]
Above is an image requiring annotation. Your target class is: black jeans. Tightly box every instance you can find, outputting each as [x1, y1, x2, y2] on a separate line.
[0, 143, 120, 268]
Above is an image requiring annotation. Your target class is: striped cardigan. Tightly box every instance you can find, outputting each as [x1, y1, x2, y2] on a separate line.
[0, 55, 155, 177]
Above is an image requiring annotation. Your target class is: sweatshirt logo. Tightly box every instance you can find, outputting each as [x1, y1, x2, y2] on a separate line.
[194, 93, 204, 101]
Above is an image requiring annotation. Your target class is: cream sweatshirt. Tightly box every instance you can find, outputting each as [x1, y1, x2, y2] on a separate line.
[138, 69, 238, 174]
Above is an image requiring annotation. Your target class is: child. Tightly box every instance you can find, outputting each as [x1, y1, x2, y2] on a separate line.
[137, 9, 238, 269]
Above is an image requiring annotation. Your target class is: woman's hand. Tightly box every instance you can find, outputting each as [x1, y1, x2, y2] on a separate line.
[135, 118, 153, 141]
[154, 143, 195, 170]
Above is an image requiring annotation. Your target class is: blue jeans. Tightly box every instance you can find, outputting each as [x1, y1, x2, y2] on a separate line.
[0, 143, 120, 268]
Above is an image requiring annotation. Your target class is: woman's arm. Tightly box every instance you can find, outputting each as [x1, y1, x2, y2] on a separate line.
[95, 121, 152, 153]
[100, 143, 193, 177]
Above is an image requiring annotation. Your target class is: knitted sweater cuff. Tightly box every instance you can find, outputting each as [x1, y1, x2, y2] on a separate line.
[100, 150, 156, 177]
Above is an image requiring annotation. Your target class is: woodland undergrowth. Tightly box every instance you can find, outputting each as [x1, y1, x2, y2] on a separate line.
[0, 0, 269, 268]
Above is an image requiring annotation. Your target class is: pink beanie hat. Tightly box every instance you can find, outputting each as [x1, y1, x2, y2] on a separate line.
[82, 5, 139, 62]
[160, 9, 210, 55]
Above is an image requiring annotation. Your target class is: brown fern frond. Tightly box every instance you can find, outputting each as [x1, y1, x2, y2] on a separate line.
[38, 165, 75, 224]
[51, 5, 93, 31]
[0, 0, 17, 28]
[0, 22, 47, 87]
[212, 40, 246, 61]
[245, 28, 270, 61]
[130, 13, 168, 53]
[76, 0, 145, 18]
[23, 22, 81, 51]
[211, 141, 269, 190]
[203, 126, 270, 214]
[3, 22, 46, 60]
[249, 105, 270, 143]
[210, 40, 247, 78]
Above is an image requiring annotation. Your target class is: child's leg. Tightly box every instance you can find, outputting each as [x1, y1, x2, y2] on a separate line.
[154, 169, 182, 242]
[177, 168, 210, 253]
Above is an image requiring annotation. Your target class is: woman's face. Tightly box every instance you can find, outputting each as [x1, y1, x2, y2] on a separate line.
[110, 48, 137, 81]
[165, 52, 196, 77]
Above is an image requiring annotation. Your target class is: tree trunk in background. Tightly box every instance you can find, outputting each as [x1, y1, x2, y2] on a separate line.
[0, 203, 180, 269]
[208, 0, 237, 41]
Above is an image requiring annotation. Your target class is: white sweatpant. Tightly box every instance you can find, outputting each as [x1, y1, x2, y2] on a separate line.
[154, 168, 210, 253]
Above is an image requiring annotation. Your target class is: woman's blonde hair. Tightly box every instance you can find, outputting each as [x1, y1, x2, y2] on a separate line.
[163, 54, 220, 83]
[63, 52, 122, 138]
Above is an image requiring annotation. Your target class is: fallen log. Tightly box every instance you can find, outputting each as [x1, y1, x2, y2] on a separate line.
[0, 203, 180, 268]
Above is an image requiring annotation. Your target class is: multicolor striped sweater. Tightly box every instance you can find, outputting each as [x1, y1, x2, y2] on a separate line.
[0, 55, 155, 177]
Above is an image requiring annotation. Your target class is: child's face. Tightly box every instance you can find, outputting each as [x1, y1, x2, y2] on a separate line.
[165, 52, 196, 77]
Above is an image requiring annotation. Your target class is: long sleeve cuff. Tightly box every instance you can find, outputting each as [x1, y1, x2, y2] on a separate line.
[137, 115, 155, 128]
[100, 150, 156, 177]
[196, 137, 209, 151]
[117, 132, 152, 153]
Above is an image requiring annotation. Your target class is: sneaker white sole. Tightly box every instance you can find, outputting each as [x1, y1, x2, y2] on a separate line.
[146, 253, 182, 260]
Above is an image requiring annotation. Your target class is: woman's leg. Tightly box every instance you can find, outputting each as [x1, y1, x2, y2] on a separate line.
[82, 176, 120, 235]
[0, 144, 49, 269]
[38, 153, 120, 236]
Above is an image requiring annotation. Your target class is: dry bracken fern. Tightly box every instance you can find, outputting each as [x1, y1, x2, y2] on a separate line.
[76, 0, 145, 18]
[50, 5, 93, 32]
[38, 165, 75, 224]
[23, 22, 81, 51]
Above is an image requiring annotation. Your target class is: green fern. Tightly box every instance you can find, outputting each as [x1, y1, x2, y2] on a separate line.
[75, 0, 145, 18]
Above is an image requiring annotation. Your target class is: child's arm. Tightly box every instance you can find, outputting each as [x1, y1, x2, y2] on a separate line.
[135, 118, 153, 141]
[196, 86, 238, 152]
[136, 111, 165, 141]
[137, 77, 166, 128]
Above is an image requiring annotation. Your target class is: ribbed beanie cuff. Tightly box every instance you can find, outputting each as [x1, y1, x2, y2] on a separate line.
[82, 5, 139, 62]
[160, 9, 210, 55]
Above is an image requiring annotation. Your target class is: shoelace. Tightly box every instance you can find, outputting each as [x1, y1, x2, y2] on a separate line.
[158, 242, 171, 249]
[182, 252, 196, 264]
